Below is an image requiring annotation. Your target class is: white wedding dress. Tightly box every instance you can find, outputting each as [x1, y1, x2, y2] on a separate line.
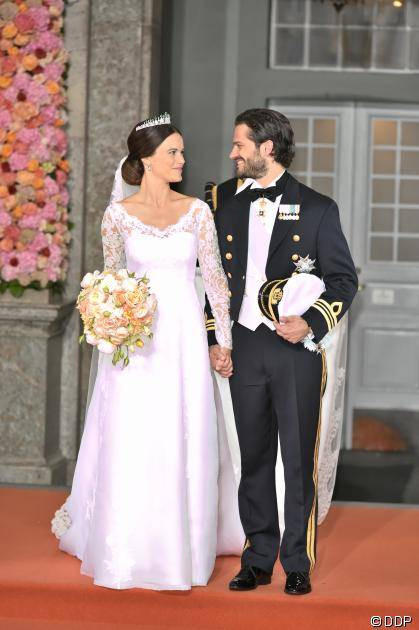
[54, 197, 244, 590]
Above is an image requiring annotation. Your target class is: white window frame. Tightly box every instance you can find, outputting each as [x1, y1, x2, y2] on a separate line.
[269, 0, 419, 73]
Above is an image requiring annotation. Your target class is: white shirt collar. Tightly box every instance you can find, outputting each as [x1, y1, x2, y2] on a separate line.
[235, 170, 286, 195]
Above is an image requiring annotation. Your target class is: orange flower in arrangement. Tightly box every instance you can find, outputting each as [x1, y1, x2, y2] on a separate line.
[27, 159, 39, 172]
[8, 46, 19, 57]
[13, 101, 38, 120]
[0, 238, 14, 252]
[6, 132, 17, 143]
[12, 206, 23, 220]
[1, 144, 13, 158]
[0, 186, 8, 199]
[49, 5, 62, 18]
[4, 196, 17, 211]
[16, 171, 34, 186]
[54, 118, 65, 127]
[2, 22, 18, 39]
[33, 176, 45, 189]
[22, 54, 38, 72]
[46, 80, 60, 95]
[58, 159, 70, 173]
[14, 34, 30, 47]
[0, 76, 13, 89]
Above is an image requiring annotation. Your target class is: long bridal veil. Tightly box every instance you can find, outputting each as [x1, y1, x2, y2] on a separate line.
[85, 157, 136, 415]
[194, 275, 348, 532]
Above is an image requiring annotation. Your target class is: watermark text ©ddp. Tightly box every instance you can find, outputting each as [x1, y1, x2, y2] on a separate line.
[370, 616, 413, 628]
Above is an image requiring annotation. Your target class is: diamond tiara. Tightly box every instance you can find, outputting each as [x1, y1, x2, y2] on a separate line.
[136, 113, 171, 131]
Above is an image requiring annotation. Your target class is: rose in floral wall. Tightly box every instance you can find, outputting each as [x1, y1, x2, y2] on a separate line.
[0, 0, 70, 297]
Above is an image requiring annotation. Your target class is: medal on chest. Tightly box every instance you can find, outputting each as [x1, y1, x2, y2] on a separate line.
[258, 197, 268, 218]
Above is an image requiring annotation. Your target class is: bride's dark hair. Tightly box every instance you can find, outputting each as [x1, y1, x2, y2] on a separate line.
[121, 119, 181, 185]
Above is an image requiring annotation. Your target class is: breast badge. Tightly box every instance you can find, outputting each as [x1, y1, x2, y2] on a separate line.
[293, 255, 316, 274]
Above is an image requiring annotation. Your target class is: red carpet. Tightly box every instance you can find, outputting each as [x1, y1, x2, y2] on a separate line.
[0, 487, 418, 630]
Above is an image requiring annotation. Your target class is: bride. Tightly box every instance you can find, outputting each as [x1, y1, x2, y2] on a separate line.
[52, 113, 244, 590]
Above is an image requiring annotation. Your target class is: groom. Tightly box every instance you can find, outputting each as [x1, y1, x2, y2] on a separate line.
[205, 108, 357, 595]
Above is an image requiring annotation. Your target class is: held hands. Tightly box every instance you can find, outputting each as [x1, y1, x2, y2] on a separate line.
[274, 315, 310, 344]
[209, 345, 233, 378]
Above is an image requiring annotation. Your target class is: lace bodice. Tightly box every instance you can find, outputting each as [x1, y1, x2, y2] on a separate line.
[101, 198, 232, 348]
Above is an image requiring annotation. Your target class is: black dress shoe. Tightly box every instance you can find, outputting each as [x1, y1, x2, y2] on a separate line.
[229, 565, 272, 591]
[284, 571, 311, 595]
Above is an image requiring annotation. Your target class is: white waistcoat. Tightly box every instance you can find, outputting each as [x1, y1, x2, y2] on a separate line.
[237, 176, 283, 331]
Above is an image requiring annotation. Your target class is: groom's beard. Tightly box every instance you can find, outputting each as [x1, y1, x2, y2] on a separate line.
[235, 152, 268, 179]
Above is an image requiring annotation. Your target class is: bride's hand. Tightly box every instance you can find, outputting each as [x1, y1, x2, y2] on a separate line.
[217, 347, 233, 378]
[209, 345, 233, 378]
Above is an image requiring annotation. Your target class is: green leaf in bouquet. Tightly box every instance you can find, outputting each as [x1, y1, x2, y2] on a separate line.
[78, 334, 85, 344]
[112, 349, 119, 366]
[9, 282, 24, 298]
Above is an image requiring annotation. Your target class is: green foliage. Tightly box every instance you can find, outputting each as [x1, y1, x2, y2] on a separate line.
[0, 279, 65, 298]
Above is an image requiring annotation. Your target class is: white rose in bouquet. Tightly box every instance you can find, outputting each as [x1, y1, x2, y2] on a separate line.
[97, 340, 115, 354]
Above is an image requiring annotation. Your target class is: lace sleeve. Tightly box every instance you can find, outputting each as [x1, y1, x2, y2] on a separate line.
[101, 204, 126, 270]
[197, 201, 232, 349]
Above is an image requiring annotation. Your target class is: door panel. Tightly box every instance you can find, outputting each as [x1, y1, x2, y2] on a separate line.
[270, 101, 419, 449]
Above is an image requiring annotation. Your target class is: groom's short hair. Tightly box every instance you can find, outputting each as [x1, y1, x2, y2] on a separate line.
[235, 108, 295, 168]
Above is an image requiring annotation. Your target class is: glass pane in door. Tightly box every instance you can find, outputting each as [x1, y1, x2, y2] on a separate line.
[369, 118, 419, 263]
[288, 115, 337, 198]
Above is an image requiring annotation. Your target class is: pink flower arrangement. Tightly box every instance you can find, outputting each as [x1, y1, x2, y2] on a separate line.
[0, 0, 70, 296]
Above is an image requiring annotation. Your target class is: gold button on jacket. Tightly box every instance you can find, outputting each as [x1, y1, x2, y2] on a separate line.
[292, 254, 299, 261]
[226, 253, 232, 260]
[293, 235, 300, 242]
[227, 235, 233, 242]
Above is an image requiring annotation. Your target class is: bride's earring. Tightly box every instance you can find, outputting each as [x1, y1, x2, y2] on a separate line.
[145, 163, 152, 172]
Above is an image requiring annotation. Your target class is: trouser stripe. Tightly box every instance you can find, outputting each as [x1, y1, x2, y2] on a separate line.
[306, 348, 327, 572]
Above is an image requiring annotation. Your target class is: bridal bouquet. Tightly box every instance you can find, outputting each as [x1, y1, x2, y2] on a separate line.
[77, 269, 157, 367]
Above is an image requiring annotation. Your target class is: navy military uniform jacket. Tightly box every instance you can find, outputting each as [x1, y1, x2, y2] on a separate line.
[205, 172, 358, 344]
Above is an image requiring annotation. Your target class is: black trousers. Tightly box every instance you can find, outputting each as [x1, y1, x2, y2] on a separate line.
[229, 322, 326, 575]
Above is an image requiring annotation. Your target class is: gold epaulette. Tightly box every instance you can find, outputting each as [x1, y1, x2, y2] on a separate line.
[211, 184, 218, 212]
[311, 299, 343, 332]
